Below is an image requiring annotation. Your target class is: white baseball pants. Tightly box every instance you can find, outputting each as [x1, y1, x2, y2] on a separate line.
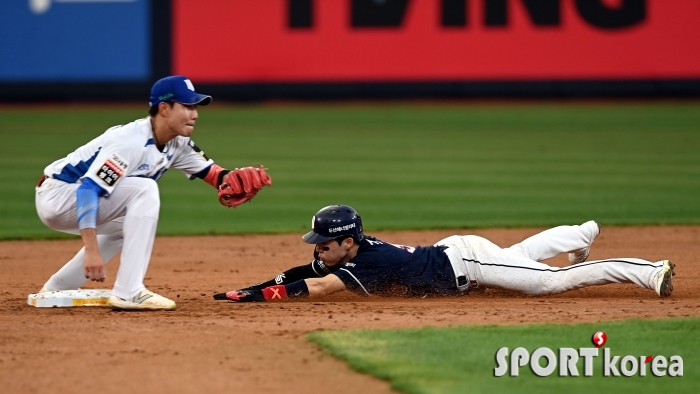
[35, 177, 160, 299]
[435, 221, 663, 295]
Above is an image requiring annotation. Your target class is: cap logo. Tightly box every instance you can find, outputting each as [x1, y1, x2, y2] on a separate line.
[311, 216, 316, 230]
[184, 79, 195, 91]
[328, 223, 355, 233]
[158, 93, 174, 101]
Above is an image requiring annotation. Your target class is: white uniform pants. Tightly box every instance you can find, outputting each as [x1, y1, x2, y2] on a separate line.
[435, 221, 663, 295]
[35, 177, 160, 299]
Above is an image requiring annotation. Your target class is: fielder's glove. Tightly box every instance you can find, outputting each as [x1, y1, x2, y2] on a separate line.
[213, 289, 266, 302]
[218, 165, 272, 208]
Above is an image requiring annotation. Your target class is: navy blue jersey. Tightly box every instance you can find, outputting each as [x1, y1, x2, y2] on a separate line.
[333, 236, 457, 297]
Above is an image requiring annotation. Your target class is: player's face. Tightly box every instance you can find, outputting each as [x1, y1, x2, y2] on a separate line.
[166, 102, 198, 137]
[315, 238, 352, 267]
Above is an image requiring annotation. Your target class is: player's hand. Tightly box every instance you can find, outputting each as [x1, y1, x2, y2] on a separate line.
[213, 289, 266, 302]
[83, 249, 106, 282]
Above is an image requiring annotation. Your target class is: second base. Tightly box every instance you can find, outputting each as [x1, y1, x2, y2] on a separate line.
[27, 289, 112, 307]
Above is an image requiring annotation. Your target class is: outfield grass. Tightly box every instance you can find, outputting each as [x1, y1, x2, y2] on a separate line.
[308, 318, 699, 394]
[1, 102, 699, 239]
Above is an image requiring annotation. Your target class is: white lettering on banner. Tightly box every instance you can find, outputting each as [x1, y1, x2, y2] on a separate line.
[579, 348, 598, 376]
[494, 346, 683, 378]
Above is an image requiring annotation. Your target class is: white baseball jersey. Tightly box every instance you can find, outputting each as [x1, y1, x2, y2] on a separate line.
[37, 116, 217, 300]
[43, 117, 213, 193]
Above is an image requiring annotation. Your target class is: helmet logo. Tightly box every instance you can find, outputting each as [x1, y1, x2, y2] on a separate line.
[328, 223, 356, 233]
[311, 215, 316, 230]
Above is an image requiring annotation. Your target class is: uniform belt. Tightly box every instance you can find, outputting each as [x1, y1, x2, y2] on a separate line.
[37, 175, 47, 187]
[443, 246, 479, 292]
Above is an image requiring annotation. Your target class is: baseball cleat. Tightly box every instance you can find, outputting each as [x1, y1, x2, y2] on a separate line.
[653, 260, 675, 298]
[568, 221, 601, 264]
[108, 289, 176, 311]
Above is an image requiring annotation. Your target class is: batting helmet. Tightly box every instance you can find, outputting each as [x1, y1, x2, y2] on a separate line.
[302, 205, 364, 244]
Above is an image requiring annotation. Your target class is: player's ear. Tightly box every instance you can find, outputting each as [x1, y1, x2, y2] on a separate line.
[158, 101, 170, 117]
[342, 237, 355, 249]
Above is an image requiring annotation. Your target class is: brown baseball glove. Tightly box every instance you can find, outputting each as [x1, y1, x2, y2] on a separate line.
[218, 165, 272, 208]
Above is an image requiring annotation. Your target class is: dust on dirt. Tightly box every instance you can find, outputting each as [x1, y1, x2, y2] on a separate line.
[1, 226, 699, 393]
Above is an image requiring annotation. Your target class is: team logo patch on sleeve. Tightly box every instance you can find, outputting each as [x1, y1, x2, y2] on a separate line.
[96, 153, 128, 187]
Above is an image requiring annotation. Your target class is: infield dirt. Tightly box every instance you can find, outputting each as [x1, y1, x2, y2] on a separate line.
[1, 226, 699, 393]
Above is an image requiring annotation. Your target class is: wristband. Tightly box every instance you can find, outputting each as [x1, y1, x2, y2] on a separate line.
[202, 164, 228, 188]
[262, 285, 288, 301]
[261, 280, 310, 301]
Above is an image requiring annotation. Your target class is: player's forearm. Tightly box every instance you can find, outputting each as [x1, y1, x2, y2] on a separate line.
[213, 275, 346, 302]
[244, 262, 324, 290]
[80, 228, 99, 252]
[305, 275, 346, 297]
[80, 227, 107, 281]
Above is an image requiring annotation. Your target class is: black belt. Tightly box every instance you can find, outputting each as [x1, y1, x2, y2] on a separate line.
[457, 275, 479, 289]
[37, 175, 47, 187]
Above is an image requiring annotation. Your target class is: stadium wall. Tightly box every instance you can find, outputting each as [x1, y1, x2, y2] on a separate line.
[1, 0, 699, 102]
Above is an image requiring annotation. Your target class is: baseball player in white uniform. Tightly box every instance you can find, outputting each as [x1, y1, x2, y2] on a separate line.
[36, 75, 271, 310]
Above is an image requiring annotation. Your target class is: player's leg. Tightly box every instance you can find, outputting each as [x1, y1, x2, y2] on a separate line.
[93, 177, 160, 300]
[37, 180, 126, 290]
[505, 220, 599, 262]
[477, 257, 664, 295]
[37, 177, 169, 306]
[456, 235, 671, 297]
[42, 219, 123, 291]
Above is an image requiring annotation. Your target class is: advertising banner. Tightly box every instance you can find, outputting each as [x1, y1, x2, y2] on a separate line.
[173, 0, 700, 83]
[0, 0, 150, 82]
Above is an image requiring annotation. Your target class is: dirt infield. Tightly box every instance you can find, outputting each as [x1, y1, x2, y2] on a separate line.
[1, 226, 699, 394]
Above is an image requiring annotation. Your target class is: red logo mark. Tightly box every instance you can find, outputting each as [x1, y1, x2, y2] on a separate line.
[592, 331, 607, 348]
[645, 355, 653, 364]
[269, 287, 282, 299]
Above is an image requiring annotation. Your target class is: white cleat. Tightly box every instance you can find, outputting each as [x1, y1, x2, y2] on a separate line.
[568, 221, 601, 264]
[653, 260, 675, 298]
[108, 289, 176, 311]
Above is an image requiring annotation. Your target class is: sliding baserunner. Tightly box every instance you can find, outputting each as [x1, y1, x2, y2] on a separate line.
[215, 205, 674, 302]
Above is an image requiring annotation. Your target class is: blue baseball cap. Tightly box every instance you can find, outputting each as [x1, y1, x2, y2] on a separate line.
[149, 76, 212, 107]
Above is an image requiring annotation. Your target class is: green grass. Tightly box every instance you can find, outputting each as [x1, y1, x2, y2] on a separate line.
[1, 102, 700, 239]
[308, 318, 700, 394]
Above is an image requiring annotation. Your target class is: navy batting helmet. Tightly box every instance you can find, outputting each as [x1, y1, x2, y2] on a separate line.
[302, 205, 364, 244]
